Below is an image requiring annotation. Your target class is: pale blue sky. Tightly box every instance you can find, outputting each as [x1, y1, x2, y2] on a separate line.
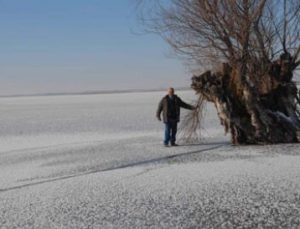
[0, 0, 190, 96]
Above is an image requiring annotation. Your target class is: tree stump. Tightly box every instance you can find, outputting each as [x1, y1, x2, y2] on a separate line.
[191, 55, 300, 145]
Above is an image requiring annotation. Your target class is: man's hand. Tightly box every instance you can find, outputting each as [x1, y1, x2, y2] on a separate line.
[157, 116, 162, 121]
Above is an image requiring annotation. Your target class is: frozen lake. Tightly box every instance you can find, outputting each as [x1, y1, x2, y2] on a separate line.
[0, 90, 223, 153]
[0, 91, 299, 228]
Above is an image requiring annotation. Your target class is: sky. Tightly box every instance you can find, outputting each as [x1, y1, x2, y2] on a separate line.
[0, 0, 190, 96]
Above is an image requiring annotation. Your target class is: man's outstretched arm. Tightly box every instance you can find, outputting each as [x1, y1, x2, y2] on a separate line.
[178, 98, 195, 110]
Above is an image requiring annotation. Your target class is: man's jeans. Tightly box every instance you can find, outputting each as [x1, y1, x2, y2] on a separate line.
[164, 120, 178, 145]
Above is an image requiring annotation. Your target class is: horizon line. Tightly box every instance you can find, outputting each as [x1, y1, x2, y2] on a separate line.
[0, 87, 193, 99]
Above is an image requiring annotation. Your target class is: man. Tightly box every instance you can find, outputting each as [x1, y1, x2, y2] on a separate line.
[156, 88, 195, 147]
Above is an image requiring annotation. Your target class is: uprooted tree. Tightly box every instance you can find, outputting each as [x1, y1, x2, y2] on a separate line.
[137, 0, 300, 144]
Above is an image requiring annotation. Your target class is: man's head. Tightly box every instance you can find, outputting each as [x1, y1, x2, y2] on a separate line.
[168, 87, 175, 96]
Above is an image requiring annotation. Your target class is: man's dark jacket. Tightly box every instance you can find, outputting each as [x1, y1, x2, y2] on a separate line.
[156, 94, 194, 123]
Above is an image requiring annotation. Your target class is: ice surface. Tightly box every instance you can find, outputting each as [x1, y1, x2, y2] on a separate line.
[0, 91, 299, 228]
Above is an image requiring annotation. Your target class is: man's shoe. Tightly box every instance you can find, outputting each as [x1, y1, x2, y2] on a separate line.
[164, 144, 169, 147]
[171, 143, 179, 147]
